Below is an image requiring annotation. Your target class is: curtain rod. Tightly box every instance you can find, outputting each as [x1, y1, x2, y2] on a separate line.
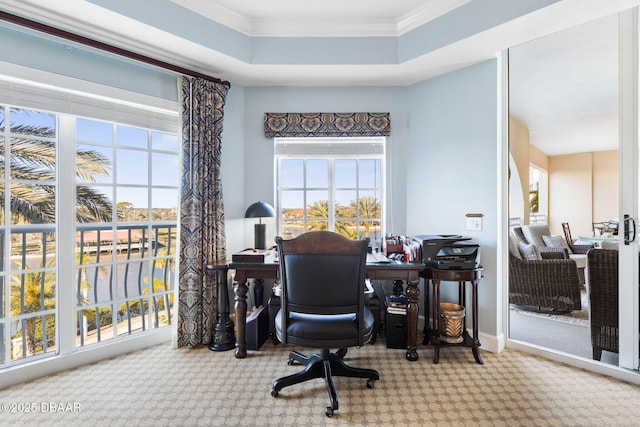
[0, 10, 231, 88]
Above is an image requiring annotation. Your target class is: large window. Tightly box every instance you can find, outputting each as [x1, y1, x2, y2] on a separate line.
[275, 137, 385, 241]
[1, 96, 178, 367]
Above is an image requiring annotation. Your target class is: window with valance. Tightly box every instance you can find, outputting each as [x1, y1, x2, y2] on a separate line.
[265, 112, 390, 242]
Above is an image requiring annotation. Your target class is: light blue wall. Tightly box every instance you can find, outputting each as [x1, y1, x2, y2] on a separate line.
[405, 60, 499, 333]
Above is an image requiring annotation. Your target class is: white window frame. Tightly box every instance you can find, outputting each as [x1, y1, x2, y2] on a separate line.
[274, 137, 386, 240]
[0, 66, 178, 375]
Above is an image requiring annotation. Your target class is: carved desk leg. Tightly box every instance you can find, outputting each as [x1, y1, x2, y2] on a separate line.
[234, 273, 249, 359]
[208, 264, 235, 352]
[405, 277, 420, 361]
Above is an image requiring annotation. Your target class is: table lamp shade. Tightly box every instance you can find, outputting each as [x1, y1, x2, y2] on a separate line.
[245, 201, 275, 249]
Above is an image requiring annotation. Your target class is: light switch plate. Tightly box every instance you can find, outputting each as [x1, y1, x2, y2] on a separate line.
[467, 217, 482, 231]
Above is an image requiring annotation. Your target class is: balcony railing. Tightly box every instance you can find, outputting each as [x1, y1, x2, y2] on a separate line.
[1, 223, 177, 365]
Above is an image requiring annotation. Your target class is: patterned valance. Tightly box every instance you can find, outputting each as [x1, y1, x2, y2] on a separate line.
[264, 112, 390, 138]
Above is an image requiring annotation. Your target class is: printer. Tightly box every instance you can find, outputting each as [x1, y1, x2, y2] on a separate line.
[412, 235, 480, 270]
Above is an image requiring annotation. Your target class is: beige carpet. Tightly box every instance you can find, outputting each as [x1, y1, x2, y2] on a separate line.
[1, 339, 640, 426]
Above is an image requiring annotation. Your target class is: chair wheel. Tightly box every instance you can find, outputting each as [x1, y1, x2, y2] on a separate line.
[286, 358, 294, 365]
[271, 389, 278, 397]
[367, 379, 375, 388]
[325, 407, 334, 417]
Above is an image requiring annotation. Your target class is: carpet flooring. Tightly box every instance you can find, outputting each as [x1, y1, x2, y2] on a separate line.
[1, 337, 640, 426]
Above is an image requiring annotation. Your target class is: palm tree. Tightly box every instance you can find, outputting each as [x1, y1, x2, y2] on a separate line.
[2, 120, 113, 223]
[349, 196, 381, 237]
[10, 260, 56, 355]
[306, 199, 330, 231]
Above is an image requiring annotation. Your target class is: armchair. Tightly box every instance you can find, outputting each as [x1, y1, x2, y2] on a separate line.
[514, 224, 593, 284]
[509, 233, 582, 313]
[271, 231, 379, 417]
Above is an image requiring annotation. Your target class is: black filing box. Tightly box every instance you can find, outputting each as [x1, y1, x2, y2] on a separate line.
[384, 294, 408, 349]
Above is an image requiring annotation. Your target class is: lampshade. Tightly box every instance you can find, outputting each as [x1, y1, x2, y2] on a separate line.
[244, 201, 275, 219]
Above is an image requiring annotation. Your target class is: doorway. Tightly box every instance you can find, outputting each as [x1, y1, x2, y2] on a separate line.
[507, 10, 639, 374]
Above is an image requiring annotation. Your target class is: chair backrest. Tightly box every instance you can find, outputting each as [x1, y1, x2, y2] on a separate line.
[275, 231, 369, 345]
[561, 222, 573, 245]
[521, 224, 552, 247]
[587, 249, 618, 352]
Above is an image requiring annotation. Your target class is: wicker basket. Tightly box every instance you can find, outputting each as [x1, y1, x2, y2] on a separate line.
[439, 302, 465, 343]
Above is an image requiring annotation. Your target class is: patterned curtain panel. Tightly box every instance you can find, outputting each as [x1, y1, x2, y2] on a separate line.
[264, 112, 390, 137]
[177, 76, 230, 347]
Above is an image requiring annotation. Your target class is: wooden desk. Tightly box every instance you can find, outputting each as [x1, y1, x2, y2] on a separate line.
[230, 260, 425, 361]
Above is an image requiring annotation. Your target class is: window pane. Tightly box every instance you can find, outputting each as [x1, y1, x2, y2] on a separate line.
[360, 159, 381, 188]
[306, 159, 328, 188]
[151, 189, 178, 214]
[10, 138, 56, 180]
[357, 191, 381, 218]
[151, 153, 179, 186]
[117, 149, 148, 185]
[76, 185, 113, 223]
[281, 190, 303, 211]
[77, 118, 112, 144]
[75, 144, 113, 184]
[152, 131, 179, 151]
[117, 125, 148, 149]
[117, 187, 148, 221]
[9, 108, 55, 137]
[336, 190, 357, 218]
[306, 191, 329, 219]
[10, 183, 56, 225]
[335, 159, 356, 188]
[281, 159, 303, 188]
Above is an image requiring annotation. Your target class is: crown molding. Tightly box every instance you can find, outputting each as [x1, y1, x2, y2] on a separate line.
[170, 0, 253, 35]
[171, 0, 471, 37]
[397, 0, 472, 36]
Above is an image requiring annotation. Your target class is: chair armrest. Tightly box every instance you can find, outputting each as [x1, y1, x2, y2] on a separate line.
[569, 243, 594, 254]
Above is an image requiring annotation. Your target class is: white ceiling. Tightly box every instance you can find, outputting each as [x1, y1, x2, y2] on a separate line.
[509, 13, 620, 155]
[0, 0, 639, 155]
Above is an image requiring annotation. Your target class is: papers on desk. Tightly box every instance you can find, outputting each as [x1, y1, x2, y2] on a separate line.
[367, 252, 391, 263]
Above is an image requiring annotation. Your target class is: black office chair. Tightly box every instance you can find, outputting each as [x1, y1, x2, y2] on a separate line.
[271, 231, 380, 417]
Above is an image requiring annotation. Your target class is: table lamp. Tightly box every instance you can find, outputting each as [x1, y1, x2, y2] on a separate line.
[244, 201, 275, 250]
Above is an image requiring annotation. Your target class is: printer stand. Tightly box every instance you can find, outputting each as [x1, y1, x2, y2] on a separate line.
[422, 267, 484, 365]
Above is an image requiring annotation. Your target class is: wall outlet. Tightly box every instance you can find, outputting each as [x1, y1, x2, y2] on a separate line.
[467, 217, 482, 231]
